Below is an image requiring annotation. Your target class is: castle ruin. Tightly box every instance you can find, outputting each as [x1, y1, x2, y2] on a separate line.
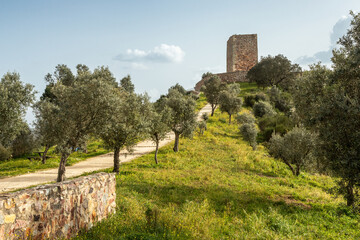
[195, 34, 258, 91]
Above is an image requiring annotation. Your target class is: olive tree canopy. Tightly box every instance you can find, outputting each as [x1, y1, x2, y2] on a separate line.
[36, 65, 118, 182]
[246, 54, 301, 90]
[219, 84, 243, 124]
[166, 86, 197, 152]
[201, 73, 225, 116]
[0, 72, 35, 149]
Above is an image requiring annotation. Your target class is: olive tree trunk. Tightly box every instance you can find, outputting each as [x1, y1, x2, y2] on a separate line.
[283, 160, 296, 176]
[346, 181, 355, 207]
[42, 145, 50, 164]
[113, 146, 120, 174]
[155, 140, 159, 164]
[211, 104, 216, 116]
[57, 152, 70, 182]
[228, 114, 232, 125]
[173, 132, 180, 152]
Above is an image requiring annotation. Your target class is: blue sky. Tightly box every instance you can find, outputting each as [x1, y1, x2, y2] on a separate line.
[1, 0, 359, 122]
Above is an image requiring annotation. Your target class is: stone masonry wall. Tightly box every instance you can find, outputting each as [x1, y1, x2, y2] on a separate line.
[0, 172, 116, 240]
[227, 34, 258, 72]
[194, 71, 248, 91]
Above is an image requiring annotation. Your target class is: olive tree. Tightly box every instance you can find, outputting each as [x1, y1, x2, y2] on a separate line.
[253, 101, 276, 118]
[219, 84, 243, 124]
[33, 100, 59, 163]
[36, 65, 118, 181]
[246, 54, 301, 90]
[236, 113, 255, 124]
[166, 87, 197, 152]
[268, 127, 316, 176]
[201, 74, 225, 116]
[291, 12, 360, 206]
[0, 72, 35, 150]
[147, 102, 171, 164]
[120, 75, 135, 93]
[99, 90, 151, 173]
[239, 123, 258, 150]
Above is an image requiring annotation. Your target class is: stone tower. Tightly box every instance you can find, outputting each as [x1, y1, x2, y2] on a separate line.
[226, 34, 258, 72]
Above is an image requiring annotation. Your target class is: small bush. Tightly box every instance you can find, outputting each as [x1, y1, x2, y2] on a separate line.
[253, 101, 276, 118]
[0, 145, 11, 161]
[198, 121, 207, 135]
[255, 92, 268, 102]
[240, 123, 258, 150]
[201, 113, 209, 122]
[268, 127, 316, 176]
[11, 129, 37, 157]
[268, 86, 293, 114]
[244, 95, 256, 107]
[257, 114, 294, 142]
[236, 113, 255, 124]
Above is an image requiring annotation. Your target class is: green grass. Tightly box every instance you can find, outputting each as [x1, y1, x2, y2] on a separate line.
[74, 110, 360, 240]
[0, 138, 109, 178]
[238, 82, 258, 97]
[195, 92, 207, 111]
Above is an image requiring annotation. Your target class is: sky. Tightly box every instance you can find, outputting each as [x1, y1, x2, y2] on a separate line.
[1, 0, 360, 123]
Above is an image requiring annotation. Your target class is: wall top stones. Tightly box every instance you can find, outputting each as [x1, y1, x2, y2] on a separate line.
[0, 172, 116, 240]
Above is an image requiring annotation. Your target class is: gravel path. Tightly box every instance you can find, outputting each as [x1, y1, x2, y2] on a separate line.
[0, 104, 212, 193]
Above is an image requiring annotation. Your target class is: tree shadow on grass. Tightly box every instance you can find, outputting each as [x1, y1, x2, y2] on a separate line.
[117, 180, 335, 218]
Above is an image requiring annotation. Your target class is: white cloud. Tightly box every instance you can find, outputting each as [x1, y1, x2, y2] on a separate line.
[296, 15, 351, 66]
[115, 44, 185, 63]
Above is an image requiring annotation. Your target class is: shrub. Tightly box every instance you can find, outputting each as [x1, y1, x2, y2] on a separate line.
[236, 113, 255, 124]
[253, 101, 276, 118]
[268, 86, 293, 114]
[198, 121, 207, 135]
[0, 144, 11, 161]
[255, 92, 268, 102]
[201, 113, 209, 122]
[240, 123, 258, 150]
[244, 95, 256, 107]
[11, 129, 37, 157]
[257, 114, 294, 142]
[268, 127, 316, 176]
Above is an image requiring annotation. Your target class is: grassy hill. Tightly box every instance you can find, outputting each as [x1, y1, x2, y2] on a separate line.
[74, 106, 360, 239]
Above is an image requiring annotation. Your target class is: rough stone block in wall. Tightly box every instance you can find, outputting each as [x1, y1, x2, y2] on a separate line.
[0, 172, 116, 240]
[227, 34, 258, 72]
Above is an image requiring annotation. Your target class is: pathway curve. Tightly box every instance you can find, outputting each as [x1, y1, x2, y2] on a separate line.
[0, 104, 212, 193]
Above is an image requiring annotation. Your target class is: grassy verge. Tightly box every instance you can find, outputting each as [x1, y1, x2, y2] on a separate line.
[74, 109, 359, 240]
[195, 92, 207, 111]
[0, 138, 109, 178]
[238, 82, 258, 97]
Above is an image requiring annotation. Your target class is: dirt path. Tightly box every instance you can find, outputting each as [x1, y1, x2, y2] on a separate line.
[0, 104, 212, 193]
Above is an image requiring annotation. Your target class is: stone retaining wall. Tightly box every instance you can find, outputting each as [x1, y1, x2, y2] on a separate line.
[0, 172, 116, 240]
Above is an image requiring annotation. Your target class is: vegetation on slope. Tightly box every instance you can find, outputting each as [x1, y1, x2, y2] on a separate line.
[0, 139, 108, 178]
[74, 109, 360, 240]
